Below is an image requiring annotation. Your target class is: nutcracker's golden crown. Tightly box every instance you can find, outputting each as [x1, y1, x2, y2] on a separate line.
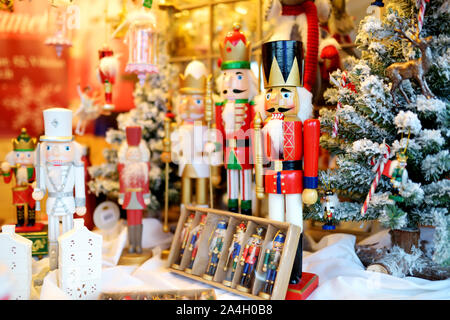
[219, 24, 251, 70]
[12, 128, 36, 151]
[179, 60, 209, 94]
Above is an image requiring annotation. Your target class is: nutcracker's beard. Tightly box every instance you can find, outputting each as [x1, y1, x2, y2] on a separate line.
[123, 162, 148, 187]
[180, 113, 204, 121]
[222, 102, 236, 134]
[263, 119, 284, 156]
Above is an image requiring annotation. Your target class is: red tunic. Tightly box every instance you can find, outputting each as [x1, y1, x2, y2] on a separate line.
[118, 162, 150, 209]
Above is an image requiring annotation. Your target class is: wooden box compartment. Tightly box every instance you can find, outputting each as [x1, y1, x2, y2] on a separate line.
[167, 205, 301, 300]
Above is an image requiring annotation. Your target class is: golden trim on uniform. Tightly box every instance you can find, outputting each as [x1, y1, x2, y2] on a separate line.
[265, 56, 301, 88]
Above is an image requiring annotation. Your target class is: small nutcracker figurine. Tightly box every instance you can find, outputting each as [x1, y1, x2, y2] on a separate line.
[171, 213, 196, 270]
[32, 108, 86, 270]
[258, 231, 286, 299]
[185, 214, 207, 274]
[254, 40, 320, 285]
[118, 126, 151, 254]
[162, 60, 218, 208]
[1, 128, 37, 228]
[206, 24, 259, 215]
[236, 226, 266, 293]
[202, 220, 228, 281]
[322, 189, 336, 230]
[383, 151, 409, 203]
[222, 221, 247, 287]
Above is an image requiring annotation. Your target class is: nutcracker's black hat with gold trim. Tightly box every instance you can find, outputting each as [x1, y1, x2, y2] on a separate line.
[262, 40, 303, 88]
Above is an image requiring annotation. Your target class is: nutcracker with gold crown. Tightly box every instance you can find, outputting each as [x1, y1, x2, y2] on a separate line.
[162, 60, 219, 209]
[254, 40, 320, 287]
[32, 108, 86, 270]
[1, 128, 38, 228]
[185, 214, 207, 274]
[236, 226, 266, 293]
[118, 126, 151, 255]
[205, 24, 259, 215]
[171, 213, 196, 270]
[222, 221, 247, 287]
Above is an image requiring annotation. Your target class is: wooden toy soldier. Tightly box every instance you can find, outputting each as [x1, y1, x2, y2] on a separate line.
[236, 226, 266, 293]
[1, 128, 37, 227]
[118, 126, 151, 254]
[205, 24, 259, 215]
[185, 214, 207, 273]
[32, 108, 86, 270]
[171, 213, 196, 270]
[161, 60, 219, 208]
[202, 220, 228, 281]
[222, 221, 247, 287]
[258, 231, 286, 299]
[254, 40, 320, 286]
[383, 151, 409, 203]
[322, 189, 336, 230]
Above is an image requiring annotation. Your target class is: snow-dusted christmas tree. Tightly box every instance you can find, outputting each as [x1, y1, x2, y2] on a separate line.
[88, 37, 180, 213]
[304, 0, 449, 271]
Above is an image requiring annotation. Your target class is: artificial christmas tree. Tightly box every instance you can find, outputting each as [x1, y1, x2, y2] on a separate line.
[304, 0, 449, 277]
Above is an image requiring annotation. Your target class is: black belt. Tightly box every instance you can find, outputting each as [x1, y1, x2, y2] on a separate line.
[265, 160, 303, 171]
[225, 138, 251, 147]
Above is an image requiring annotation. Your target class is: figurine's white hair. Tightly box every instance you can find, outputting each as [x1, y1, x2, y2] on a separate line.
[118, 140, 150, 163]
[216, 69, 259, 102]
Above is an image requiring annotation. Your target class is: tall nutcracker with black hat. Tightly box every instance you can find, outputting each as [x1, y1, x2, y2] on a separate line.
[254, 40, 320, 298]
[205, 24, 259, 215]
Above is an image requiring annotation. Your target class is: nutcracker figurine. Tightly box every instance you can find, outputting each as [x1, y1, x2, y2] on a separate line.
[97, 45, 119, 111]
[383, 151, 409, 203]
[32, 108, 86, 270]
[1, 128, 37, 228]
[171, 213, 196, 270]
[162, 60, 216, 208]
[118, 126, 151, 254]
[185, 214, 207, 274]
[222, 221, 247, 287]
[322, 189, 336, 230]
[236, 226, 266, 293]
[202, 220, 228, 281]
[258, 231, 286, 299]
[254, 40, 320, 285]
[206, 24, 259, 215]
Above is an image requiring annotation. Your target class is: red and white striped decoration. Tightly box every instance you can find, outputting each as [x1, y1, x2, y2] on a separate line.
[360, 143, 391, 216]
[417, 0, 429, 33]
[271, 112, 285, 120]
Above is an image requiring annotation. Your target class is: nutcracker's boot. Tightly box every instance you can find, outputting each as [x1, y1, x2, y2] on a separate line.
[16, 205, 25, 227]
[27, 206, 36, 227]
[228, 199, 239, 213]
[49, 241, 58, 271]
[289, 233, 303, 284]
[135, 224, 143, 254]
[128, 225, 136, 254]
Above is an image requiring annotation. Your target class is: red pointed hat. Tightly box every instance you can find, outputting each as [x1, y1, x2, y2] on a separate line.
[126, 126, 142, 146]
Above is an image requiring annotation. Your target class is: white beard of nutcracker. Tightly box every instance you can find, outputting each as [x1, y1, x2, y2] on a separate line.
[213, 24, 259, 215]
[118, 126, 151, 254]
[169, 61, 211, 207]
[255, 40, 320, 285]
[32, 108, 86, 271]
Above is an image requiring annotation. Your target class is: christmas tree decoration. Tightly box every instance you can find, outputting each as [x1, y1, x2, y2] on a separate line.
[309, 0, 450, 275]
[74, 84, 103, 136]
[258, 231, 285, 299]
[236, 226, 265, 293]
[202, 220, 228, 281]
[255, 40, 320, 286]
[32, 108, 86, 270]
[222, 221, 247, 287]
[97, 45, 120, 112]
[1, 128, 40, 229]
[44, 2, 72, 57]
[208, 23, 258, 215]
[118, 126, 151, 255]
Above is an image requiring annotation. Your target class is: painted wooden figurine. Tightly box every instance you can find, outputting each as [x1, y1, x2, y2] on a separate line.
[206, 24, 259, 215]
[0, 225, 32, 300]
[202, 220, 228, 281]
[171, 213, 196, 270]
[58, 218, 102, 300]
[185, 214, 207, 274]
[32, 108, 87, 271]
[254, 40, 320, 285]
[1, 128, 37, 227]
[118, 126, 151, 254]
[322, 189, 336, 230]
[236, 226, 266, 293]
[162, 60, 217, 208]
[383, 151, 409, 203]
[222, 221, 247, 287]
[258, 231, 286, 299]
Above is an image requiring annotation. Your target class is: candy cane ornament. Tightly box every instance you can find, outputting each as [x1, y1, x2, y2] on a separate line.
[417, 0, 429, 33]
[360, 143, 391, 216]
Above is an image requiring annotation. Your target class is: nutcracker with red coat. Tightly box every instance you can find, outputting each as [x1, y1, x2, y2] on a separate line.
[206, 24, 259, 215]
[254, 40, 320, 285]
[1, 128, 37, 228]
[118, 126, 151, 254]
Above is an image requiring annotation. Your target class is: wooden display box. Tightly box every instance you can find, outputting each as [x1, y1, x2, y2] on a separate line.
[99, 288, 216, 300]
[167, 205, 301, 300]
